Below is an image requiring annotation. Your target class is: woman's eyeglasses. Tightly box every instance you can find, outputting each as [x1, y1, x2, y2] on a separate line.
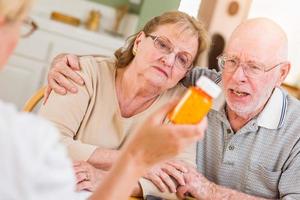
[146, 34, 193, 71]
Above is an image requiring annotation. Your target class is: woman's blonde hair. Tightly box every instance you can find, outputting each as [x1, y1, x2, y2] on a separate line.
[0, 0, 33, 22]
[115, 11, 209, 68]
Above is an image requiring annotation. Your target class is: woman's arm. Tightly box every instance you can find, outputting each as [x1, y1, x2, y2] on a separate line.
[89, 102, 207, 200]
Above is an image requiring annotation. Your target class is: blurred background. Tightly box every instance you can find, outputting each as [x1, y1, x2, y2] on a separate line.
[1, 0, 299, 109]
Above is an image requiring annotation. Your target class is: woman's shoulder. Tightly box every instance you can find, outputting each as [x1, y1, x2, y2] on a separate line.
[79, 55, 116, 71]
[78, 55, 116, 83]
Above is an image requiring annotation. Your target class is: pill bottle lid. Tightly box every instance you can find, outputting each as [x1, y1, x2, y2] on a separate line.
[195, 76, 221, 98]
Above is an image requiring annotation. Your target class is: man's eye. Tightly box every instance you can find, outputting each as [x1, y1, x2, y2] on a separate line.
[177, 55, 188, 65]
[227, 59, 237, 66]
[249, 64, 262, 71]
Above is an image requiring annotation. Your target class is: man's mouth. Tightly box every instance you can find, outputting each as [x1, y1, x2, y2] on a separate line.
[230, 89, 250, 97]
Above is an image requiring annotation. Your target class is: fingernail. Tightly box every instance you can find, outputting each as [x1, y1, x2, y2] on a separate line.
[71, 87, 77, 93]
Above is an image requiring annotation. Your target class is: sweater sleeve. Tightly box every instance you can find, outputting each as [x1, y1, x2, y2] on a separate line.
[38, 56, 99, 161]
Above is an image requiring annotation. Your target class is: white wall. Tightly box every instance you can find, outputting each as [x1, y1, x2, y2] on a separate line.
[249, 0, 300, 86]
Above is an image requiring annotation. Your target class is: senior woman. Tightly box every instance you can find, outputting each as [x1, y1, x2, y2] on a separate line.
[39, 11, 209, 199]
[0, 1, 207, 199]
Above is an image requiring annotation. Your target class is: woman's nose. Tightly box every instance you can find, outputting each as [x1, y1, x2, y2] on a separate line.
[161, 53, 176, 68]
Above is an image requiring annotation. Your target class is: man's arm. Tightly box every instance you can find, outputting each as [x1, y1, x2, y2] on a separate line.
[177, 168, 269, 200]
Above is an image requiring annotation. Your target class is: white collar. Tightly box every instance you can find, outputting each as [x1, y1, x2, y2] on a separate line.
[257, 87, 287, 129]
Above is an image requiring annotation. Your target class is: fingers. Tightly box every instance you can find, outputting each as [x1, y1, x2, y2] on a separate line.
[176, 185, 189, 199]
[161, 165, 185, 186]
[48, 53, 84, 94]
[47, 73, 67, 95]
[73, 161, 82, 167]
[158, 171, 177, 193]
[59, 64, 84, 87]
[66, 54, 80, 70]
[75, 171, 89, 184]
[165, 161, 188, 173]
[146, 174, 169, 192]
[55, 72, 78, 93]
[76, 180, 93, 192]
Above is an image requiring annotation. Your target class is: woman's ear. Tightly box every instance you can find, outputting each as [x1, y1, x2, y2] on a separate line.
[133, 31, 146, 50]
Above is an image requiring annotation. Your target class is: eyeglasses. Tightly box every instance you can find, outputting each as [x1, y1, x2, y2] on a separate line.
[21, 18, 38, 38]
[217, 54, 286, 78]
[146, 34, 193, 70]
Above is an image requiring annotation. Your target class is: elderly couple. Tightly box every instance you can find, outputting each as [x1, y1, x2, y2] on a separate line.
[42, 6, 300, 200]
[1, 0, 300, 199]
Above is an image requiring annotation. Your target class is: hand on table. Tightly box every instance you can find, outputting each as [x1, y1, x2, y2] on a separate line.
[73, 161, 108, 192]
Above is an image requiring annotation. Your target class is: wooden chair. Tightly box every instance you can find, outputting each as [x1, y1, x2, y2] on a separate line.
[23, 86, 46, 112]
[282, 83, 300, 100]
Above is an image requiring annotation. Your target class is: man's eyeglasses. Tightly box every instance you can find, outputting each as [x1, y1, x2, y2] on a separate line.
[217, 54, 286, 78]
[21, 18, 38, 38]
[146, 34, 193, 70]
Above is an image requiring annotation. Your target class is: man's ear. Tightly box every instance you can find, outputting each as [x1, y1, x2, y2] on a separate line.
[276, 62, 291, 87]
[133, 31, 146, 50]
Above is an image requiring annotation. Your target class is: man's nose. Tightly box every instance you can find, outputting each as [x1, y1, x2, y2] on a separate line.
[231, 64, 248, 82]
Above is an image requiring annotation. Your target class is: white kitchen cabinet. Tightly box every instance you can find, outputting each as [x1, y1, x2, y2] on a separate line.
[0, 55, 46, 109]
[0, 14, 126, 110]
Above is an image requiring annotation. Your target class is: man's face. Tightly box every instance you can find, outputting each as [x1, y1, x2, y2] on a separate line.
[221, 35, 285, 118]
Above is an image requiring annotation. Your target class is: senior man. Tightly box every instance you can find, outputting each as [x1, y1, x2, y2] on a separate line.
[175, 18, 300, 199]
[44, 18, 300, 199]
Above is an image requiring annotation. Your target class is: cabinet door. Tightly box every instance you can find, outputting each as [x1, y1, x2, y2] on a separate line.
[0, 55, 46, 110]
[48, 35, 115, 62]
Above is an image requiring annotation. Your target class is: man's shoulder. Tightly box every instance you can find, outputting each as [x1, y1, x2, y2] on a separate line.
[286, 94, 300, 120]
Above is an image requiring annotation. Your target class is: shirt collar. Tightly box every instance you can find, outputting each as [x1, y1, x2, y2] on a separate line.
[257, 87, 287, 129]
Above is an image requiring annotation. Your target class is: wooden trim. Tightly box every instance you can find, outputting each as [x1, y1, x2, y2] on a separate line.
[197, 0, 218, 29]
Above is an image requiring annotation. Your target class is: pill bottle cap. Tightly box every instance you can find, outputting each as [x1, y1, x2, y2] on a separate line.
[195, 76, 221, 98]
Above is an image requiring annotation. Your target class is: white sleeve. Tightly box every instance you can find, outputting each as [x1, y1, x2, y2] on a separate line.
[0, 104, 87, 200]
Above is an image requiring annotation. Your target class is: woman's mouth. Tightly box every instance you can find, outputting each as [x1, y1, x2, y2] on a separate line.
[153, 66, 168, 78]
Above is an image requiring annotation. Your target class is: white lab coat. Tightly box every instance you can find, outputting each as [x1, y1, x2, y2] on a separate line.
[0, 101, 89, 200]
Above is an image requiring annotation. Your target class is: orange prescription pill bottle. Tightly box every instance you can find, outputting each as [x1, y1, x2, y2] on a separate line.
[168, 76, 221, 124]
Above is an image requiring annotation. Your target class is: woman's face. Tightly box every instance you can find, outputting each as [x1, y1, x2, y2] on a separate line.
[0, 18, 21, 69]
[131, 23, 198, 92]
